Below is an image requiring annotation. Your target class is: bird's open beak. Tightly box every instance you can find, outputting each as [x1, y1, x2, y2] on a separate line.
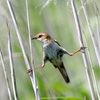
[31, 37, 37, 40]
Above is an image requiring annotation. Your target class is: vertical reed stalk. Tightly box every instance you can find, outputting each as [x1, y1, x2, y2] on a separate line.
[80, 0, 100, 66]
[26, 0, 41, 99]
[70, 0, 96, 100]
[6, 0, 41, 99]
[7, 20, 18, 100]
[0, 49, 12, 100]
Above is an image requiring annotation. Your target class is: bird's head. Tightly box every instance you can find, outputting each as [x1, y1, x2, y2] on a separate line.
[32, 33, 52, 43]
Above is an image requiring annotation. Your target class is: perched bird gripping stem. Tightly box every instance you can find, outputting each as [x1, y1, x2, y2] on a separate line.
[29, 33, 86, 83]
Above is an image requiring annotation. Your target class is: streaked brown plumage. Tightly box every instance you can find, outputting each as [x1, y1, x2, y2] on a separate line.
[31, 33, 85, 83]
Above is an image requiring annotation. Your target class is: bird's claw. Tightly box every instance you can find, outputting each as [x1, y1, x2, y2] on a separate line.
[79, 47, 87, 52]
[27, 69, 33, 75]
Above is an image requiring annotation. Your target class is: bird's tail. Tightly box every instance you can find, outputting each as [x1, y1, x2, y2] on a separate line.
[58, 63, 70, 83]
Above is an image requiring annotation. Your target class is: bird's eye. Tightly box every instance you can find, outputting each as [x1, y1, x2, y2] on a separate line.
[38, 35, 43, 38]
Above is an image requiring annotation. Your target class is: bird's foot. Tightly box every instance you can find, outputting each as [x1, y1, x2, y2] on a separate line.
[27, 69, 33, 75]
[27, 69, 33, 73]
[79, 47, 87, 53]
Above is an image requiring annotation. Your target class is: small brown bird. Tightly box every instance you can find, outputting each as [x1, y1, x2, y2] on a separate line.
[31, 33, 85, 83]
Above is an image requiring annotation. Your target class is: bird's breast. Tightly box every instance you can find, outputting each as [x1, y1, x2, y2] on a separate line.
[43, 42, 63, 65]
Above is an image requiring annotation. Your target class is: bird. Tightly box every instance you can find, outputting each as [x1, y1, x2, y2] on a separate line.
[31, 32, 86, 83]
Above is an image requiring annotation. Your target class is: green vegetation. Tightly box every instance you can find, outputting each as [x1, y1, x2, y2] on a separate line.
[0, 0, 100, 100]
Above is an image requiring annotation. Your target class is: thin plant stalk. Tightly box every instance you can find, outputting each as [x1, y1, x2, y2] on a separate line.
[70, 0, 96, 100]
[84, 36, 100, 100]
[7, 21, 18, 100]
[79, 13, 100, 100]
[6, 0, 30, 69]
[94, 2, 100, 54]
[6, 0, 40, 99]
[80, 0, 100, 66]
[91, 67, 100, 100]
[26, 0, 41, 99]
[0, 49, 12, 100]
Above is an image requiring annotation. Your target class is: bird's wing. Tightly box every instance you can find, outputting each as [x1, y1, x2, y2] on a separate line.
[54, 39, 61, 46]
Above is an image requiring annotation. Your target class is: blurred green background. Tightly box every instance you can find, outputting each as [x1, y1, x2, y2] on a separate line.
[0, 0, 100, 100]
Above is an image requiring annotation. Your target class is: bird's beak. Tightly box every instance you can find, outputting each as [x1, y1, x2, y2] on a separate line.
[31, 37, 37, 40]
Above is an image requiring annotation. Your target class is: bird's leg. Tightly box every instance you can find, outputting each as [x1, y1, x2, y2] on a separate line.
[28, 56, 47, 72]
[69, 47, 86, 56]
[62, 47, 86, 56]
[34, 57, 46, 70]
[27, 65, 45, 74]
[27, 64, 45, 73]
[34, 65, 45, 69]
[34, 54, 48, 70]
